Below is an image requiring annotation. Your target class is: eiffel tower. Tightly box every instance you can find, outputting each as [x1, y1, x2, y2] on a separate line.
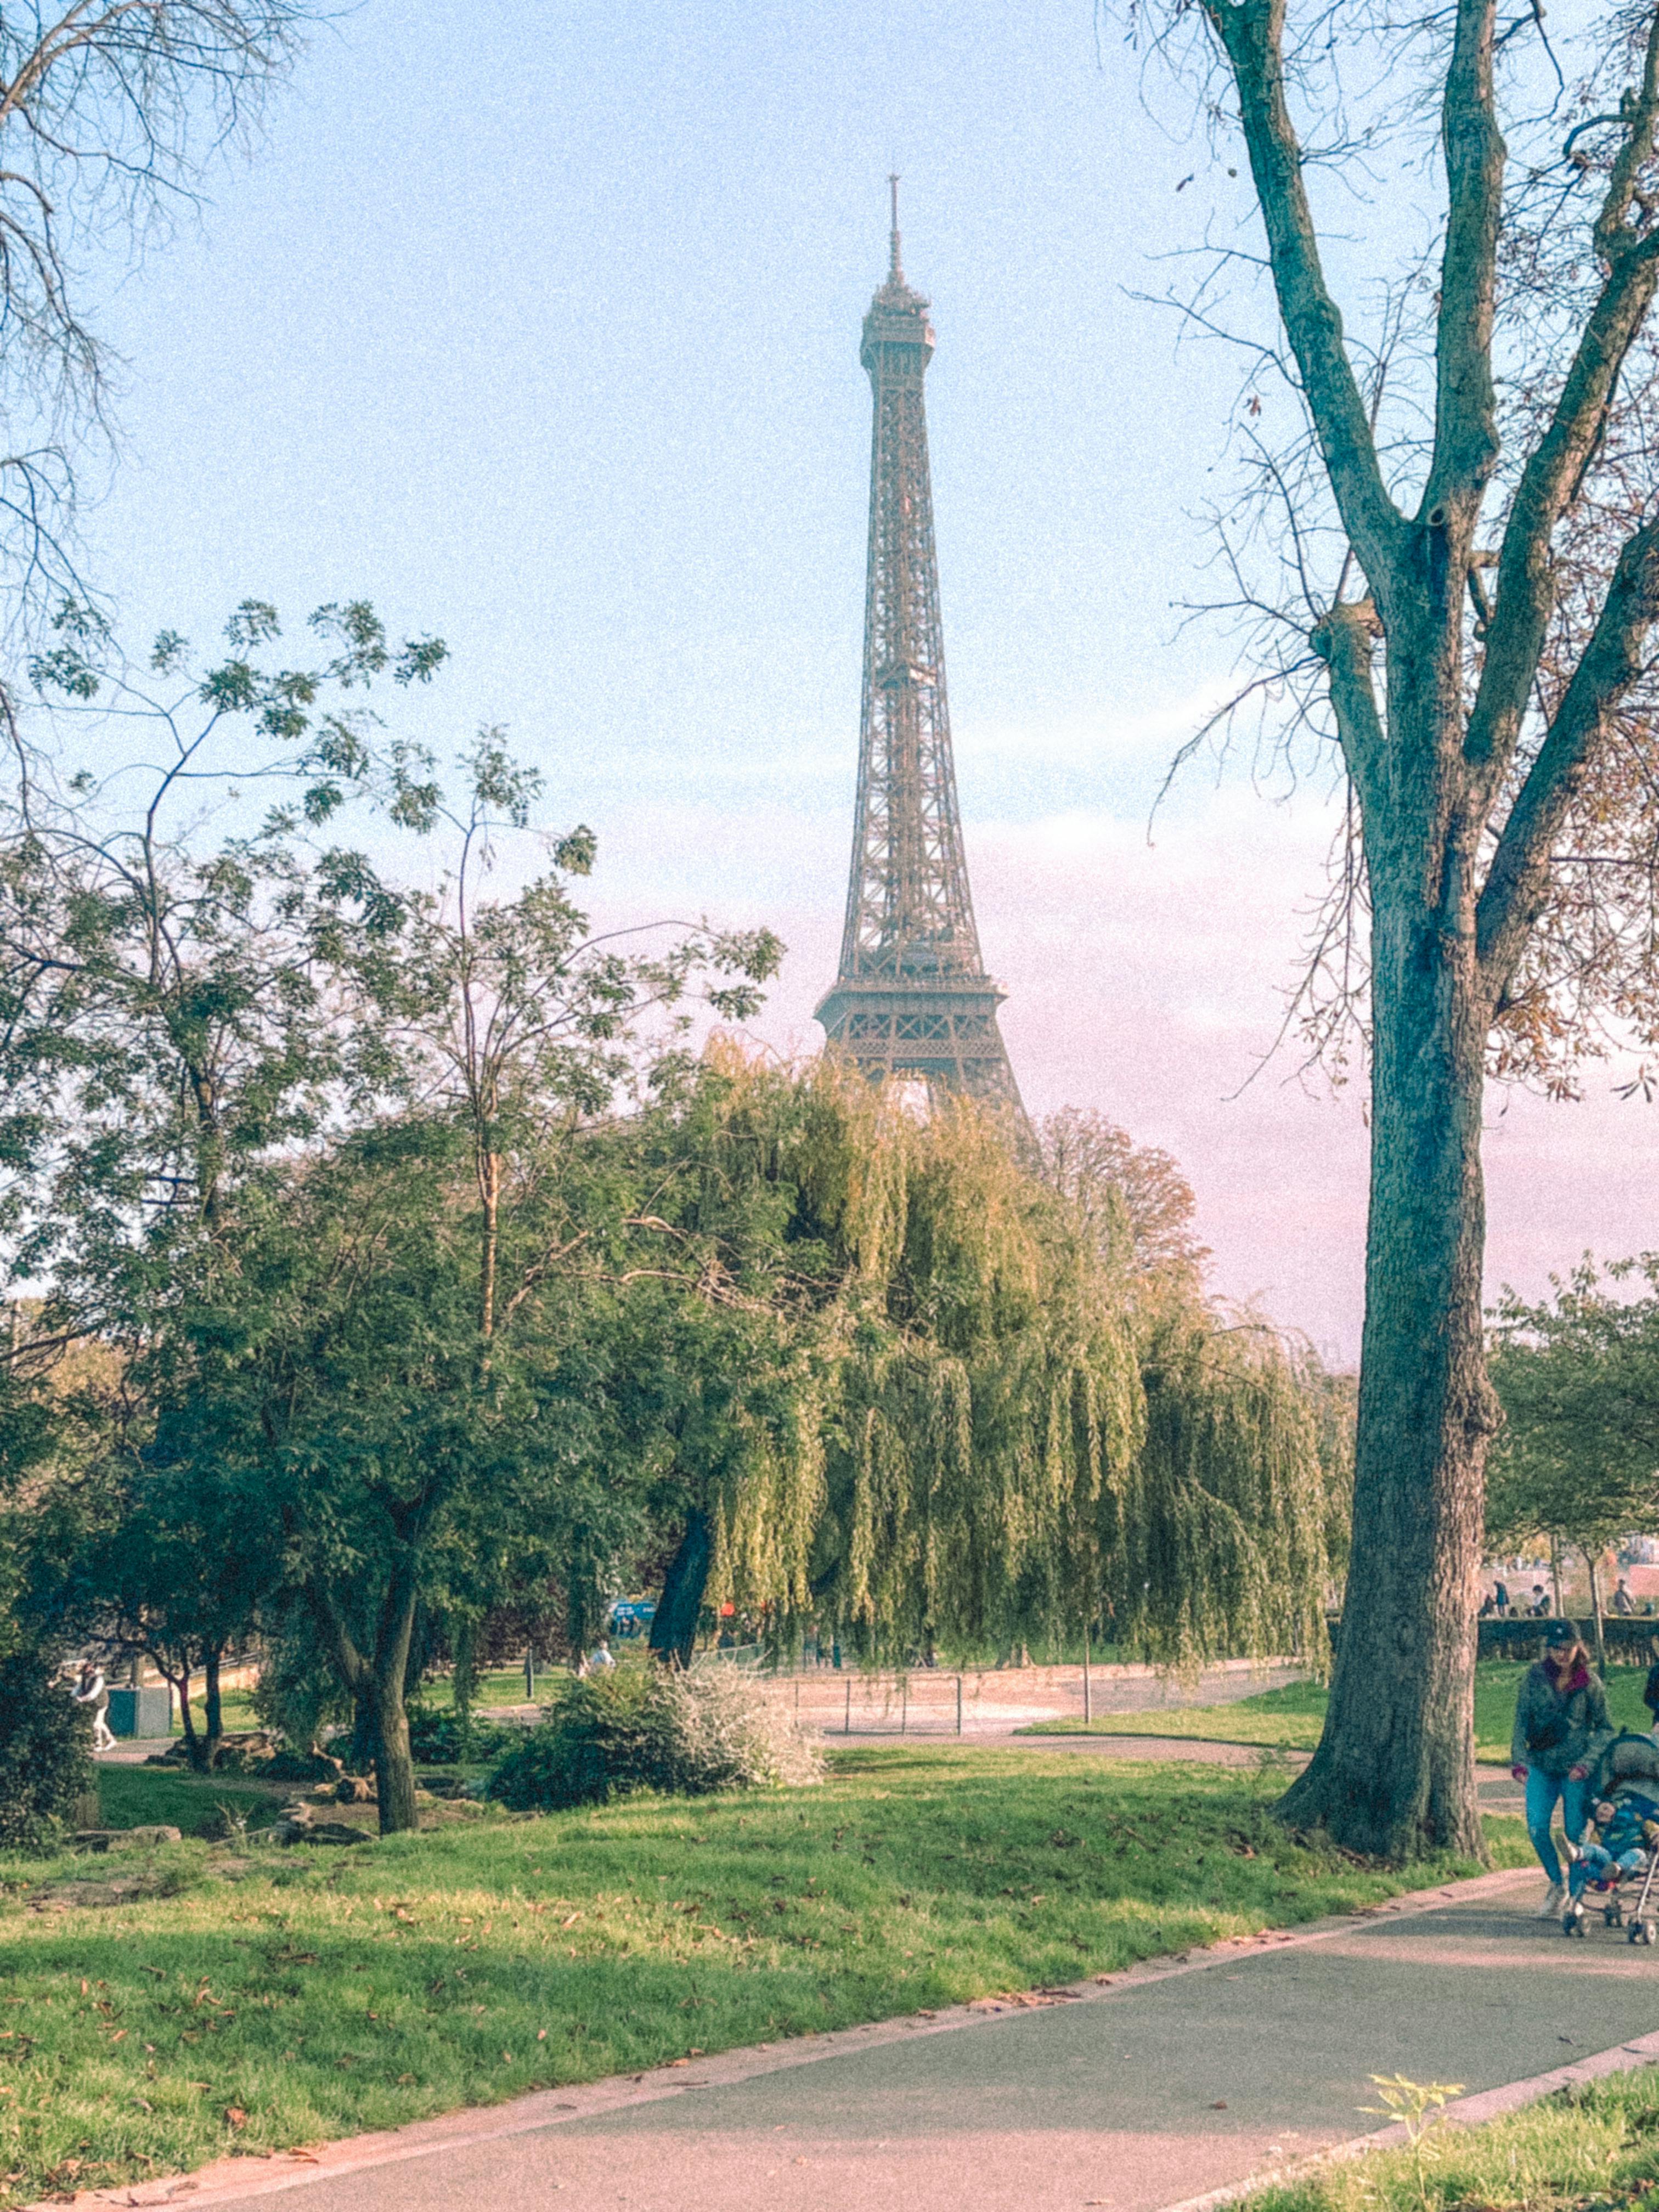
[815, 182, 1021, 1108]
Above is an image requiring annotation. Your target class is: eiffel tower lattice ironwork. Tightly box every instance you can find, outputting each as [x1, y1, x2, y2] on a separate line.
[815, 182, 1021, 1108]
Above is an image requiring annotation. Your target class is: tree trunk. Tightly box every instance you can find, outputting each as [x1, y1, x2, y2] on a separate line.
[171, 1664, 206, 1773]
[650, 1505, 713, 1669]
[452, 1616, 475, 1758]
[202, 1645, 224, 1766]
[479, 1149, 500, 1340]
[1587, 1551, 1607, 1673]
[371, 1571, 422, 1836]
[311, 1564, 423, 1835]
[371, 1664, 420, 1835]
[347, 1690, 378, 1776]
[1280, 893, 1494, 1859]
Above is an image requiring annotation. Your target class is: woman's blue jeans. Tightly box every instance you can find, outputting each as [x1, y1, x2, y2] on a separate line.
[1526, 1766, 1590, 1885]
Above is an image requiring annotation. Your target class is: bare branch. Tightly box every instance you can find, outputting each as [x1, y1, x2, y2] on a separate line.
[1198, 0, 1406, 601]
[1424, 0, 1503, 516]
[1467, 7, 1659, 782]
[1479, 514, 1659, 988]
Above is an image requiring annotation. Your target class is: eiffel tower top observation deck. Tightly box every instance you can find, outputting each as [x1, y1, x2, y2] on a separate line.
[815, 182, 1020, 1107]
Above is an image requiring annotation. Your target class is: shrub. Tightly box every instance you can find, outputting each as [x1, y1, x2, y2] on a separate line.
[249, 1633, 351, 1753]
[0, 1649, 93, 1851]
[486, 1664, 822, 1812]
[405, 1706, 523, 1764]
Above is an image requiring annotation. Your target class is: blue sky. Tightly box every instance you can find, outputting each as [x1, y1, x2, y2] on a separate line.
[68, 0, 1659, 1356]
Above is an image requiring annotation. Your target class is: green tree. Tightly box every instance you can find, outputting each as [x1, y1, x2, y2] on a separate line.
[0, 595, 448, 1338]
[81, 1451, 270, 1769]
[151, 1122, 617, 1830]
[1489, 1260, 1659, 1657]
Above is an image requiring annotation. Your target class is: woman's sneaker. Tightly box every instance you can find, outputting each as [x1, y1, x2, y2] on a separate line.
[1538, 1881, 1566, 1917]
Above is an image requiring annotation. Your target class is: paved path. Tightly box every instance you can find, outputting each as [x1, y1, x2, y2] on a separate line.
[115, 1867, 1659, 2212]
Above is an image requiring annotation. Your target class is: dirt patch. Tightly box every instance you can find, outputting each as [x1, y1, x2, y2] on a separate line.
[25, 1871, 171, 1910]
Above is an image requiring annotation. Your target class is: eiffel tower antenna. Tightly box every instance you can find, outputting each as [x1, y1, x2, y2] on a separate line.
[815, 188, 1022, 1109]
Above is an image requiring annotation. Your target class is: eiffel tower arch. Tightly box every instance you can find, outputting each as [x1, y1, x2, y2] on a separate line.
[815, 183, 1022, 1112]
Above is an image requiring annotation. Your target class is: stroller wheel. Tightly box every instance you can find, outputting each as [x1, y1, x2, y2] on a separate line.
[1644, 1922, 1659, 1947]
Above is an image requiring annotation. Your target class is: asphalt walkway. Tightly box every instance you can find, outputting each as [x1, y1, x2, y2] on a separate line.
[110, 1866, 1659, 2212]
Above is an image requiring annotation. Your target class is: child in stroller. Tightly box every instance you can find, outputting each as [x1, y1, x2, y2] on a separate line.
[1562, 1730, 1659, 1943]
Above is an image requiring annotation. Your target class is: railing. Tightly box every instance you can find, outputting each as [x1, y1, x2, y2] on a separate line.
[766, 1657, 1307, 1737]
[1477, 1616, 1659, 1663]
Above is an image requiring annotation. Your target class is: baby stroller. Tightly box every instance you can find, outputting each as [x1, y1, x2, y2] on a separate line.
[1562, 1731, 1659, 1945]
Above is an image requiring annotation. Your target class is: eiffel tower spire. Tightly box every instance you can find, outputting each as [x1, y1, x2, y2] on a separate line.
[815, 184, 1021, 1107]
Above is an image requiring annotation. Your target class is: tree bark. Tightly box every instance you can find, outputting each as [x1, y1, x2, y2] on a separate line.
[479, 1149, 500, 1340]
[310, 1561, 424, 1836]
[650, 1505, 713, 1669]
[371, 1663, 420, 1834]
[1587, 1551, 1607, 1673]
[347, 1690, 378, 1776]
[1280, 884, 1494, 1858]
[168, 1662, 206, 1773]
[1182, 0, 1659, 1870]
[370, 1570, 422, 1836]
[452, 1616, 476, 1757]
[202, 1644, 224, 1767]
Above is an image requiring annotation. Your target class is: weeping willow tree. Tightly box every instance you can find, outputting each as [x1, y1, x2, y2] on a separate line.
[636, 1047, 1334, 1672]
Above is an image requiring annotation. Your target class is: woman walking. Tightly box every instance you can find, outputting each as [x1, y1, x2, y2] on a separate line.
[1510, 1620, 1614, 1916]
[72, 1661, 116, 1753]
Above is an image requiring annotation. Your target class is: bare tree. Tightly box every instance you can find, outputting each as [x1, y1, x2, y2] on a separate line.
[0, 3, 318, 614]
[1125, 0, 1659, 1853]
[1035, 1107, 1210, 1282]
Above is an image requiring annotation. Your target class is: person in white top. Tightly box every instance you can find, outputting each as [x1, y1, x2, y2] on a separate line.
[589, 1639, 615, 1672]
[73, 1662, 116, 1752]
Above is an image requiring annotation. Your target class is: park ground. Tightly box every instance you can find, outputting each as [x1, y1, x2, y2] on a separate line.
[20, 1666, 1659, 2210]
[1, 1746, 1532, 2207]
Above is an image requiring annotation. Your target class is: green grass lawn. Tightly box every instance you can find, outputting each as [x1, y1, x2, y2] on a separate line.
[150, 1665, 562, 1745]
[155, 1688, 262, 1740]
[1252, 2064, 1659, 2212]
[0, 1748, 1530, 2208]
[98, 1765, 293, 1837]
[1026, 1662, 1659, 1762]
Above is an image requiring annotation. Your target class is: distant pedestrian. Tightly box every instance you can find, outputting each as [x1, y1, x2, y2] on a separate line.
[1613, 1578, 1638, 1617]
[1494, 1579, 1510, 1616]
[1511, 1622, 1614, 1918]
[73, 1662, 115, 1752]
[588, 1639, 615, 1673]
[1530, 1584, 1550, 1616]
